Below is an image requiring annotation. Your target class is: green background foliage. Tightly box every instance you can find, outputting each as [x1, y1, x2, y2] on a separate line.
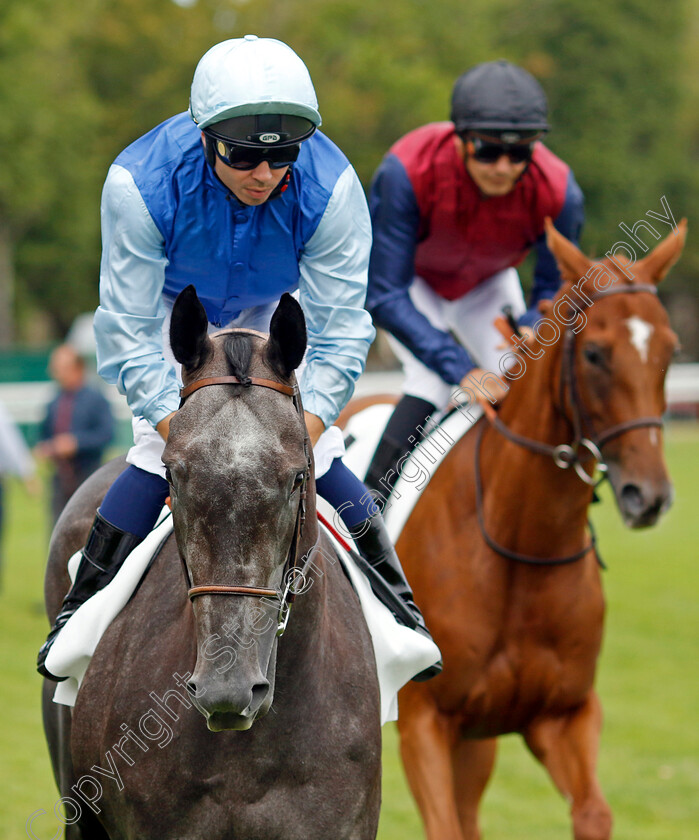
[0, 0, 697, 343]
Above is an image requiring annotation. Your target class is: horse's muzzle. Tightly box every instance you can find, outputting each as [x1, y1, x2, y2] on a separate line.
[189, 676, 272, 731]
[612, 475, 674, 529]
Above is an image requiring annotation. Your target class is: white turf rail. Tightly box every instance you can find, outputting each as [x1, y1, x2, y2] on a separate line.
[2, 365, 698, 425]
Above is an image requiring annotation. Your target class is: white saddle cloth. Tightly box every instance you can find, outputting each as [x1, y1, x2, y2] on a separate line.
[342, 401, 483, 543]
[48, 505, 441, 725]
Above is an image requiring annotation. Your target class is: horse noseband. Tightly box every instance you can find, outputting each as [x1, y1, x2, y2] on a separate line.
[178, 371, 312, 637]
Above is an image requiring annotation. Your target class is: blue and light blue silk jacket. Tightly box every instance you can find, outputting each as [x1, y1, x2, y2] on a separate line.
[95, 112, 374, 429]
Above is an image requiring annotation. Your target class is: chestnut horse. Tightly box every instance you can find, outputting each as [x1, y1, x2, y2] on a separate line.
[41, 289, 381, 840]
[343, 221, 686, 840]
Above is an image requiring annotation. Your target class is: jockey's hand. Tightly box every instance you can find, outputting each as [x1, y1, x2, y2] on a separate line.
[304, 412, 325, 448]
[460, 368, 509, 406]
[493, 315, 535, 350]
[156, 411, 177, 442]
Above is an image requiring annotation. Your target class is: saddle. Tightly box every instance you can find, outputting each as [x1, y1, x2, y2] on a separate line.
[342, 402, 484, 543]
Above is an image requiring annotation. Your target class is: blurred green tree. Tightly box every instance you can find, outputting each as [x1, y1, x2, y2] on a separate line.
[0, 0, 103, 345]
[1, 0, 696, 347]
[1, 0, 227, 343]
[237, 0, 497, 182]
[494, 0, 691, 273]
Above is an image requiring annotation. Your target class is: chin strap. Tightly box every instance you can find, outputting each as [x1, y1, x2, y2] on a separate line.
[268, 167, 292, 199]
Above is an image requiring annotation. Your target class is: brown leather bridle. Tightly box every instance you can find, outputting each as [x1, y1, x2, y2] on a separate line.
[179, 375, 296, 402]
[475, 283, 665, 566]
[176, 335, 314, 636]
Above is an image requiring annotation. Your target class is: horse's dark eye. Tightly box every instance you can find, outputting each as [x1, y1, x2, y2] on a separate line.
[292, 471, 305, 490]
[583, 344, 607, 368]
[165, 468, 173, 485]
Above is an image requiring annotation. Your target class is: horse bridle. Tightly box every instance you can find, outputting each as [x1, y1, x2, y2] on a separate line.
[176, 333, 314, 637]
[556, 283, 664, 478]
[475, 283, 664, 566]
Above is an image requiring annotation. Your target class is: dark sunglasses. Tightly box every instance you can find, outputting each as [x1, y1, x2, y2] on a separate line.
[207, 132, 301, 171]
[469, 136, 534, 165]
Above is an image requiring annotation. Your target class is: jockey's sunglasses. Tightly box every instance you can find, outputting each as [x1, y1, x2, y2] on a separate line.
[469, 136, 535, 165]
[206, 130, 301, 171]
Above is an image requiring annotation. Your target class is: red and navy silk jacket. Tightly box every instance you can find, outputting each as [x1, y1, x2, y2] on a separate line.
[366, 122, 584, 384]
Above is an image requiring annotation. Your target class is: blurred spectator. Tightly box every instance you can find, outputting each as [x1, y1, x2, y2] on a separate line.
[0, 400, 37, 586]
[34, 345, 115, 523]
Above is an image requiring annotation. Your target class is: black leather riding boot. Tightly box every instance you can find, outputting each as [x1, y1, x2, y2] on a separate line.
[364, 395, 436, 504]
[348, 513, 442, 681]
[37, 511, 143, 681]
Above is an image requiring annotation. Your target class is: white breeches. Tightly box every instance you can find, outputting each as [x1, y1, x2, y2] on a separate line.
[389, 268, 526, 408]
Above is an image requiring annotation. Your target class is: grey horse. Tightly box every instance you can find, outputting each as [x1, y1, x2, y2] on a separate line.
[41, 288, 381, 839]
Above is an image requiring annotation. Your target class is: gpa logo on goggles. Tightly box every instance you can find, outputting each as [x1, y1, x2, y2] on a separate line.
[259, 133, 281, 144]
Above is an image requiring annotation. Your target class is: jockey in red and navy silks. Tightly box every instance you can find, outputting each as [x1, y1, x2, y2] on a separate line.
[364, 60, 585, 500]
[38, 36, 442, 683]
[368, 123, 584, 384]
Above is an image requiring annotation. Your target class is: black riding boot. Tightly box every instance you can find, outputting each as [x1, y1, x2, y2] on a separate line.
[365, 395, 436, 505]
[348, 513, 442, 681]
[37, 511, 143, 681]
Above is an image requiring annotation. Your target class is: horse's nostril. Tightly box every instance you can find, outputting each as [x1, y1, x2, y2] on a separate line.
[250, 681, 269, 708]
[620, 483, 644, 513]
[187, 680, 198, 696]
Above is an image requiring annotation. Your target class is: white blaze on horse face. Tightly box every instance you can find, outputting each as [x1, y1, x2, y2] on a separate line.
[625, 316, 654, 364]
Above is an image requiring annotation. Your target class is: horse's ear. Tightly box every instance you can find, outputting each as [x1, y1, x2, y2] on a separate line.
[265, 293, 307, 378]
[544, 217, 593, 282]
[170, 285, 212, 372]
[634, 218, 687, 285]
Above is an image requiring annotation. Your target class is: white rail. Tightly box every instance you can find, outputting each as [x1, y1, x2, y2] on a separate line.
[1, 364, 698, 426]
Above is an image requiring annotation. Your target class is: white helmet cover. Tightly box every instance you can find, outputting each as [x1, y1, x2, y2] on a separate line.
[190, 35, 322, 130]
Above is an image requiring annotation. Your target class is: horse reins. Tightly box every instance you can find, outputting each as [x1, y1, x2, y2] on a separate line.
[177, 354, 314, 637]
[476, 283, 664, 567]
[473, 424, 602, 566]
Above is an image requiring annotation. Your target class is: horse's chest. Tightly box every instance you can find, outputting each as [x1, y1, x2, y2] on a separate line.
[443, 595, 604, 734]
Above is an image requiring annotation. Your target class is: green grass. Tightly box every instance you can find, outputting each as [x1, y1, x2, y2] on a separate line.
[2, 426, 698, 839]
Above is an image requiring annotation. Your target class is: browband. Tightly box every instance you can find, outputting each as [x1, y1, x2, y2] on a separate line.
[180, 375, 296, 401]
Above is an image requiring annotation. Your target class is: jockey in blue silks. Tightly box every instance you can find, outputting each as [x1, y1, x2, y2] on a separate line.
[38, 36, 440, 682]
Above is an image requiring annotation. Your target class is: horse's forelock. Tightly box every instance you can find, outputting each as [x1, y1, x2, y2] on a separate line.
[223, 334, 254, 384]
